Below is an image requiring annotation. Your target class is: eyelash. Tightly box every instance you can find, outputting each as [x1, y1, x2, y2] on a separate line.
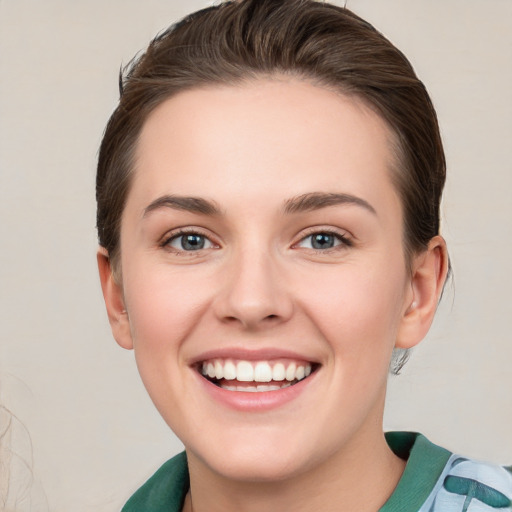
[160, 227, 353, 255]
[161, 228, 216, 254]
[294, 228, 353, 252]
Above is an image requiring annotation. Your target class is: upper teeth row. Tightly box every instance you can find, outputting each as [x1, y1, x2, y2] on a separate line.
[201, 359, 312, 383]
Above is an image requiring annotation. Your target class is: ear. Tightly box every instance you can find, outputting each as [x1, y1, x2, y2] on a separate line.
[396, 236, 449, 349]
[97, 247, 134, 350]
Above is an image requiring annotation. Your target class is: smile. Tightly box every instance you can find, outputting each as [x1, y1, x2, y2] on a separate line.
[199, 358, 315, 392]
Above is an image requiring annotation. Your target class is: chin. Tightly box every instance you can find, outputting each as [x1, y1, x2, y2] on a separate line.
[209, 452, 307, 483]
[187, 429, 323, 484]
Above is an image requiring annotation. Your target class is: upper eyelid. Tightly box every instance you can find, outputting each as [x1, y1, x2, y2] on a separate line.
[300, 226, 349, 235]
[295, 226, 352, 241]
[158, 226, 352, 248]
[160, 227, 218, 246]
[292, 227, 354, 249]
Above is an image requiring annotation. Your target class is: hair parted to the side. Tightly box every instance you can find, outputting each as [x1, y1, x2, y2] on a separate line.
[96, 0, 447, 374]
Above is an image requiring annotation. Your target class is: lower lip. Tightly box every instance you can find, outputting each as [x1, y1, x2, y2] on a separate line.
[196, 371, 318, 412]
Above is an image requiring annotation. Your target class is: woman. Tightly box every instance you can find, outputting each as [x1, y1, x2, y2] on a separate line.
[96, 1, 512, 510]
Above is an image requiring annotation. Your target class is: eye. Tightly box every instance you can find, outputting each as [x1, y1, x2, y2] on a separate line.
[166, 232, 214, 251]
[297, 231, 351, 250]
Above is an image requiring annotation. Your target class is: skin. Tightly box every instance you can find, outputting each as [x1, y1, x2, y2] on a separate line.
[98, 78, 448, 512]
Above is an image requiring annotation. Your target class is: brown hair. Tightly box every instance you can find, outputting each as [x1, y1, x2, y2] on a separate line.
[96, 0, 447, 371]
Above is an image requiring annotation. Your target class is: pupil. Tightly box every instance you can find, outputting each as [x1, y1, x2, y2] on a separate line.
[182, 234, 205, 250]
[312, 233, 334, 249]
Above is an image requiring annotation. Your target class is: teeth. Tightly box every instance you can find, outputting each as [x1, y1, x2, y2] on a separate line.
[220, 382, 293, 392]
[285, 363, 296, 381]
[257, 385, 280, 392]
[200, 358, 313, 386]
[254, 362, 272, 382]
[224, 361, 236, 380]
[236, 361, 254, 382]
[272, 363, 285, 381]
[214, 361, 223, 379]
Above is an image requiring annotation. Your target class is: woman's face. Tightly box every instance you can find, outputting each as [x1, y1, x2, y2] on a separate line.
[115, 79, 415, 481]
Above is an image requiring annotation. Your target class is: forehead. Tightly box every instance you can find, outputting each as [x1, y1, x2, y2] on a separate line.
[130, 78, 400, 217]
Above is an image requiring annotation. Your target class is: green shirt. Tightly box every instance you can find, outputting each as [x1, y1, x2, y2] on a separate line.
[122, 432, 512, 511]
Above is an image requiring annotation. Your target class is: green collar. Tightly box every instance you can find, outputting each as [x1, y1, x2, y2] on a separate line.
[122, 432, 452, 512]
[122, 451, 189, 511]
[380, 432, 452, 511]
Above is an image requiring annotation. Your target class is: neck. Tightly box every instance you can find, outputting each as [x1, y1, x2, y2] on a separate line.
[183, 428, 405, 512]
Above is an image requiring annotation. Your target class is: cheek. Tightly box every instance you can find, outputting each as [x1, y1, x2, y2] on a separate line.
[121, 266, 215, 419]
[299, 259, 407, 358]
[123, 265, 211, 355]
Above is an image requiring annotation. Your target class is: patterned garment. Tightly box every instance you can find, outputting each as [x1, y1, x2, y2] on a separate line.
[121, 432, 512, 512]
[421, 457, 512, 512]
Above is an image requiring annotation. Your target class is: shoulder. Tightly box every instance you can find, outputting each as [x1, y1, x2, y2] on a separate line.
[382, 432, 512, 512]
[428, 456, 512, 511]
[121, 451, 189, 512]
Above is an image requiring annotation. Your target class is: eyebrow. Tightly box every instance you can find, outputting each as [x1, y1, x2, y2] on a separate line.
[143, 195, 222, 217]
[142, 191, 376, 218]
[283, 192, 377, 215]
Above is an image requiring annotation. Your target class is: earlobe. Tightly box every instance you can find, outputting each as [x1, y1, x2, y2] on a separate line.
[396, 236, 449, 349]
[97, 247, 134, 350]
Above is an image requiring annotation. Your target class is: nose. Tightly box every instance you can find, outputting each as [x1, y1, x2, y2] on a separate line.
[213, 247, 294, 330]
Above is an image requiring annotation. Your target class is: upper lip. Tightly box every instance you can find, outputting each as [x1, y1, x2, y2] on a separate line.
[189, 347, 320, 366]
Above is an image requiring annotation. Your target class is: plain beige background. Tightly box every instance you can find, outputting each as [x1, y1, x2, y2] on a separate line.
[0, 1, 511, 511]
